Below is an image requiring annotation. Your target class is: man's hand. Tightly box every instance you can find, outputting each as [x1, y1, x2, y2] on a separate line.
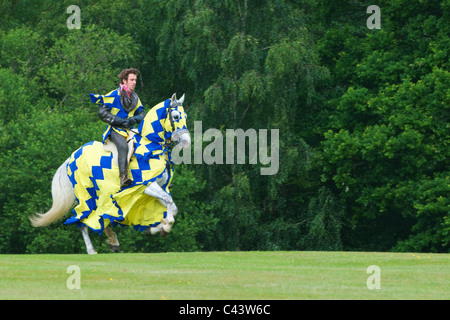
[121, 119, 132, 128]
[110, 116, 131, 128]
[127, 117, 137, 127]
[127, 113, 145, 126]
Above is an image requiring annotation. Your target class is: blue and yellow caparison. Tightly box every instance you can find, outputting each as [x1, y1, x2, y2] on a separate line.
[64, 97, 188, 234]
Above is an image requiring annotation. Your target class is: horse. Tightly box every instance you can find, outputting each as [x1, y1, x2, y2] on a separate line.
[29, 93, 191, 254]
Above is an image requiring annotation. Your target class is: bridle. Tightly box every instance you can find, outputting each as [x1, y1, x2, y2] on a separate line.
[167, 99, 183, 132]
[165, 100, 188, 149]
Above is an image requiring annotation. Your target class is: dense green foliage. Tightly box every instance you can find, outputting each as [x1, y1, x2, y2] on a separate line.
[0, 0, 448, 253]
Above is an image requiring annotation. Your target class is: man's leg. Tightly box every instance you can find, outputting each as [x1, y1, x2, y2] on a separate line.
[110, 130, 132, 187]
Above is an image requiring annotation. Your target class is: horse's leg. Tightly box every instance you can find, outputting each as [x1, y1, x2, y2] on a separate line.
[144, 182, 178, 234]
[80, 226, 97, 254]
[104, 225, 120, 253]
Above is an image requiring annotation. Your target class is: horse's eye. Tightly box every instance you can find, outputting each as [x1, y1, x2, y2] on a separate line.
[171, 110, 181, 121]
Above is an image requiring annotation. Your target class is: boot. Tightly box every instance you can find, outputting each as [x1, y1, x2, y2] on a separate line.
[120, 171, 132, 187]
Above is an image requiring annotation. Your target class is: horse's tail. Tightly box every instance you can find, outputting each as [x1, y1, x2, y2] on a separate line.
[29, 159, 75, 227]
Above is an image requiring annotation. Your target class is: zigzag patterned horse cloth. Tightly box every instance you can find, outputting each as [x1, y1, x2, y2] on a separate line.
[64, 141, 172, 234]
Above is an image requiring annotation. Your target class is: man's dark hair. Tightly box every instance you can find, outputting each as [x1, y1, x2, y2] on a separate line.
[118, 68, 139, 84]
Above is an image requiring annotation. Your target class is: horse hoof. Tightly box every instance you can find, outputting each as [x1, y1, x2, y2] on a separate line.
[146, 227, 159, 237]
[160, 229, 168, 237]
[109, 245, 120, 253]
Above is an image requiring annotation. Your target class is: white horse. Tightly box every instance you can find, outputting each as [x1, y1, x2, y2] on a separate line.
[30, 94, 191, 254]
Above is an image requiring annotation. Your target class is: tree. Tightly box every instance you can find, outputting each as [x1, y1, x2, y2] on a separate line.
[316, 0, 449, 251]
[0, 0, 448, 253]
[40, 25, 136, 108]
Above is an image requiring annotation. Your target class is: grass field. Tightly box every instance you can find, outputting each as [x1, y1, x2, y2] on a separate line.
[0, 251, 448, 300]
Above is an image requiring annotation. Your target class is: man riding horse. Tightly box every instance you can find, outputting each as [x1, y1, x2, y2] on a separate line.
[29, 88, 191, 254]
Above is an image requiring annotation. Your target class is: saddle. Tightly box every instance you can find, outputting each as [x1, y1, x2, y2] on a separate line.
[103, 131, 135, 168]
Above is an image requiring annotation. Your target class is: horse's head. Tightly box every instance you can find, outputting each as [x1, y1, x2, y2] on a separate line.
[137, 93, 190, 156]
[165, 93, 191, 149]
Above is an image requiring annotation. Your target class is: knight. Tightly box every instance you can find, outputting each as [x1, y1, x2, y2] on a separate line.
[90, 68, 146, 187]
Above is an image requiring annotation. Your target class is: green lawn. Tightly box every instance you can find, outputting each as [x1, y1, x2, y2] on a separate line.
[0, 251, 448, 299]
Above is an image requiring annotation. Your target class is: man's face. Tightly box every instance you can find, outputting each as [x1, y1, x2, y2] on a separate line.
[123, 73, 137, 91]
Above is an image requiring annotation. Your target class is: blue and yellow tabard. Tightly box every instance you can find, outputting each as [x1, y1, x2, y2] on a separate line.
[89, 89, 144, 142]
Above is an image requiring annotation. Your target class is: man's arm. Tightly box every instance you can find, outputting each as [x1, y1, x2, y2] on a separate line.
[98, 105, 130, 127]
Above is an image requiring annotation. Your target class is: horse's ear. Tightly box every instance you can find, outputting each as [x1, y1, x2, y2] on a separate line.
[179, 93, 185, 105]
[171, 93, 177, 104]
